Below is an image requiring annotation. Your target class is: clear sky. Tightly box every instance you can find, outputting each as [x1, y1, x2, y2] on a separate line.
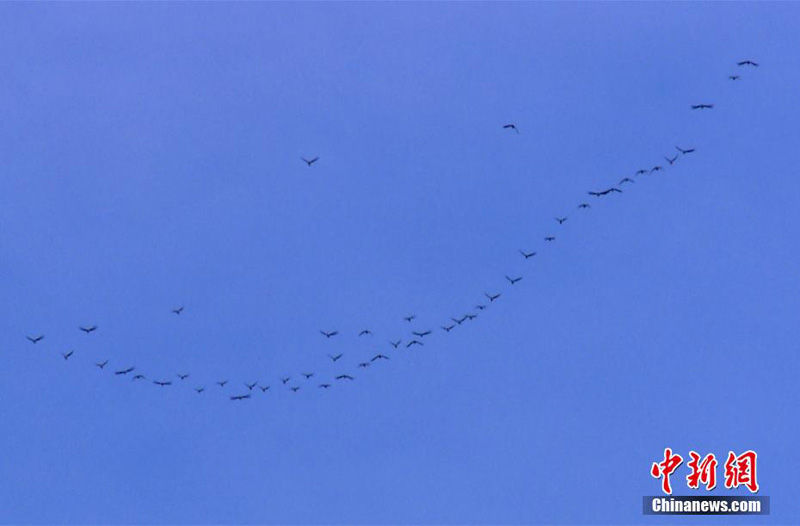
[1, 2, 799, 525]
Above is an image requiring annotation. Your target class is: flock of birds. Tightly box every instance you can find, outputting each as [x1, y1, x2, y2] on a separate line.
[19, 59, 760, 403]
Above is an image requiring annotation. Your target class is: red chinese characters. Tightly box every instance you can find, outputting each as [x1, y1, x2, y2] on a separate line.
[724, 450, 759, 493]
[651, 447, 684, 495]
[686, 451, 718, 491]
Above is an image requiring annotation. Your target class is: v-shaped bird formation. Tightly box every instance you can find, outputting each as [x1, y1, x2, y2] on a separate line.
[18, 61, 760, 403]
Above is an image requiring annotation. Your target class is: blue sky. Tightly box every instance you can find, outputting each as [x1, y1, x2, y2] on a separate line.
[1, 3, 799, 524]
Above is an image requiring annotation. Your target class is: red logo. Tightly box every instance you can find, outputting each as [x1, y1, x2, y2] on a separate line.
[652, 448, 759, 494]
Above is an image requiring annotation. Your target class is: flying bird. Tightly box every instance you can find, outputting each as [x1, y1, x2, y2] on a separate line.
[390, 340, 402, 348]
[79, 325, 98, 334]
[412, 330, 432, 337]
[442, 325, 455, 332]
[302, 156, 320, 166]
[555, 217, 567, 224]
[195, 387, 205, 394]
[281, 377, 291, 385]
[371, 354, 390, 361]
[132, 374, 146, 381]
[328, 354, 343, 362]
[403, 315, 416, 322]
[676, 146, 695, 155]
[172, 306, 184, 315]
[26, 335, 44, 344]
[635, 169, 648, 176]
[260, 385, 271, 392]
[664, 155, 678, 165]
[589, 188, 622, 197]
[503, 124, 519, 133]
[319, 383, 331, 389]
[154, 380, 172, 387]
[95, 360, 109, 369]
[290, 387, 301, 393]
[320, 330, 339, 338]
[544, 236, 556, 242]
[302, 373, 314, 379]
[406, 340, 423, 348]
[358, 329, 372, 337]
[61, 350, 74, 360]
[358, 362, 370, 368]
[335, 374, 354, 381]
[230, 394, 251, 401]
[690, 104, 714, 110]
[216, 380, 228, 387]
[729, 75, 741, 80]
[485, 292, 501, 302]
[519, 249, 537, 259]
[737, 60, 758, 67]
[115, 367, 135, 375]
[465, 313, 478, 321]
[619, 177, 634, 185]
[578, 203, 591, 209]
[475, 305, 487, 311]
[452, 316, 467, 325]
[177, 374, 189, 381]
[245, 382, 258, 391]
[650, 166, 664, 173]
[506, 275, 523, 285]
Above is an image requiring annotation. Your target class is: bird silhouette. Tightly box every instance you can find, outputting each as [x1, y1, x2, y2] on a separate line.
[260, 385, 271, 392]
[519, 249, 537, 259]
[578, 203, 591, 209]
[452, 316, 467, 325]
[172, 306, 184, 315]
[475, 304, 487, 311]
[115, 367, 135, 375]
[281, 377, 291, 385]
[216, 380, 228, 387]
[335, 374, 354, 381]
[230, 394, 251, 401]
[406, 340, 424, 348]
[691, 104, 714, 110]
[358, 329, 372, 337]
[485, 292, 501, 302]
[290, 387, 301, 393]
[503, 124, 519, 133]
[664, 155, 678, 165]
[26, 335, 44, 344]
[358, 362, 370, 368]
[412, 330, 432, 337]
[737, 60, 758, 67]
[61, 350, 74, 360]
[132, 374, 146, 381]
[650, 166, 664, 173]
[245, 382, 257, 391]
[195, 387, 205, 394]
[319, 383, 331, 389]
[403, 315, 416, 322]
[79, 325, 98, 334]
[320, 330, 339, 338]
[302, 156, 320, 166]
[328, 354, 343, 362]
[442, 324, 455, 332]
[154, 380, 172, 386]
[371, 354, 390, 361]
[729, 75, 741, 80]
[589, 188, 622, 196]
[544, 236, 556, 242]
[635, 169, 648, 176]
[676, 146, 695, 155]
[95, 360, 109, 369]
[390, 340, 402, 348]
[506, 275, 523, 285]
[556, 217, 567, 224]
[620, 177, 634, 185]
[465, 313, 478, 321]
[177, 374, 189, 381]
[302, 373, 314, 379]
